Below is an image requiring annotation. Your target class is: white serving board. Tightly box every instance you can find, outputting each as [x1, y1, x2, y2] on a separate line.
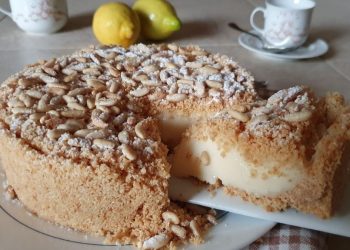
[169, 177, 350, 237]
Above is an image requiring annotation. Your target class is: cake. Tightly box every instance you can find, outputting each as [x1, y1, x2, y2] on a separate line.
[0, 43, 349, 248]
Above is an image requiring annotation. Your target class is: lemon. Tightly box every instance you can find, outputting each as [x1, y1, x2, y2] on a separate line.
[133, 0, 181, 40]
[92, 2, 140, 48]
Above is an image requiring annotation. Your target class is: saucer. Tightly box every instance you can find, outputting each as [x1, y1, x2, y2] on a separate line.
[238, 31, 329, 59]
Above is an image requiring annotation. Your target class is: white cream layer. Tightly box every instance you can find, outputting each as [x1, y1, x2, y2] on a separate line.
[171, 138, 304, 197]
[158, 113, 198, 148]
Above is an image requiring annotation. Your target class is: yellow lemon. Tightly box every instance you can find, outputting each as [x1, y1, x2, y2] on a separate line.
[133, 0, 181, 40]
[92, 2, 140, 48]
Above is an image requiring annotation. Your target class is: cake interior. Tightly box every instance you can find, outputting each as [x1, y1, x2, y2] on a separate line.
[169, 91, 350, 218]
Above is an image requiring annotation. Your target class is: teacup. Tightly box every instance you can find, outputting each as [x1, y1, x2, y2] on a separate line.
[250, 0, 316, 49]
[0, 0, 68, 34]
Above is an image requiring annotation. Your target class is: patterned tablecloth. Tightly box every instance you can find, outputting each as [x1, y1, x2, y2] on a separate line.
[246, 224, 327, 250]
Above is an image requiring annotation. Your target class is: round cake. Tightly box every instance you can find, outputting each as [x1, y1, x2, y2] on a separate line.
[0, 43, 349, 248]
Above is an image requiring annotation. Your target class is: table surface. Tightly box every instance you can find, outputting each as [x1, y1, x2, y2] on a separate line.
[0, 0, 349, 248]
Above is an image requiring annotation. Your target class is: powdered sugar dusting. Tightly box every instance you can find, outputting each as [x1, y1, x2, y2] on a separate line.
[247, 86, 314, 143]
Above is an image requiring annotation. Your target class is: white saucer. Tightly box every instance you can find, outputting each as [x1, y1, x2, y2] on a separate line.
[238, 31, 329, 60]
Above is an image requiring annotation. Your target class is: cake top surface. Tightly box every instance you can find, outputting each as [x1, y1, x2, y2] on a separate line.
[0, 44, 257, 168]
[0, 43, 316, 168]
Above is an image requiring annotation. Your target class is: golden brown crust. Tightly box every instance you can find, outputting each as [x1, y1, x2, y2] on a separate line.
[0, 126, 169, 243]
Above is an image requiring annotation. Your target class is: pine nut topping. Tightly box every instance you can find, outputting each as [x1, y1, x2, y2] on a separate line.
[177, 79, 194, 86]
[8, 99, 25, 108]
[29, 113, 45, 121]
[167, 44, 178, 51]
[87, 97, 96, 109]
[82, 68, 100, 76]
[109, 81, 119, 93]
[34, 72, 59, 84]
[200, 65, 219, 74]
[63, 95, 76, 103]
[67, 102, 87, 111]
[47, 83, 69, 90]
[166, 93, 187, 102]
[171, 225, 186, 239]
[192, 50, 207, 56]
[205, 80, 222, 89]
[12, 107, 32, 114]
[143, 234, 170, 250]
[228, 110, 249, 122]
[22, 95, 35, 107]
[130, 87, 149, 97]
[162, 211, 180, 224]
[189, 220, 200, 236]
[96, 97, 118, 106]
[61, 110, 85, 118]
[91, 109, 109, 128]
[48, 87, 66, 96]
[74, 129, 94, 138]
[47, 129, 65, 140]
[67, 87, 90, 96]
[47, 110, 60, 117]
[37, 94, 51, 112]
[26, 90, 43, 99]
[42, 67, 57, 76]
[134, 74, 148, 82]
[62, 68, 76, 75]
[142, 64, 158, 73]
[43, 58, 56, 68]
[121, 144, 137, 160]
[282, 110, 312, 123]
[93, 139, 115, 149]
[18, 78, 33, 88]
[141, 79, 161, 86]
[86, 79, 106, 91]
[186, 62, 202, 68]
[166, 62, 177, 69]
[135, 120, 147, 139]
[206, 214, 217, 225]
[0, 44, 266, 172]
[85, 129, 107, 139]
[63, 72, 77, 83]
[118, 131, 129, 144]
[108, 67, 119, 77]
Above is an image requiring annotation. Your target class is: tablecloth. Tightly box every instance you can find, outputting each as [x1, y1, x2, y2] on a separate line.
[246, 224, 327, 250]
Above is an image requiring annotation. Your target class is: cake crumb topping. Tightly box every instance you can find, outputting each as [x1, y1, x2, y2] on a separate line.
[0, 44, 258, 170]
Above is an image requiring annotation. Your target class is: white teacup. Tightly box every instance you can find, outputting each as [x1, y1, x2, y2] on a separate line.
[0, 0, 68, 34]
[250, 0, 315, 49]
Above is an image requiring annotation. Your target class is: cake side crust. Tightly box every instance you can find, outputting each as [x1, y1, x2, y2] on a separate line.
[0, 127, 169, 243]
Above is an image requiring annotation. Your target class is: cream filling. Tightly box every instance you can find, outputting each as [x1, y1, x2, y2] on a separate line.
[171, 138, 304, 197]
[157, 113, 198, 148]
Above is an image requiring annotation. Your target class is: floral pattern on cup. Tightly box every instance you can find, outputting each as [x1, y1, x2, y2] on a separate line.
[14, 0, 66, 23]
[0, 0, 68, 34]
[250, 0, 315, 49]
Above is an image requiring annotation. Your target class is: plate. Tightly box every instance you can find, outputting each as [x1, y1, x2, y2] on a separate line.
[169, 177, 350, 237]
[0, 170, 275, 250]
[238, 31, 329, 60]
